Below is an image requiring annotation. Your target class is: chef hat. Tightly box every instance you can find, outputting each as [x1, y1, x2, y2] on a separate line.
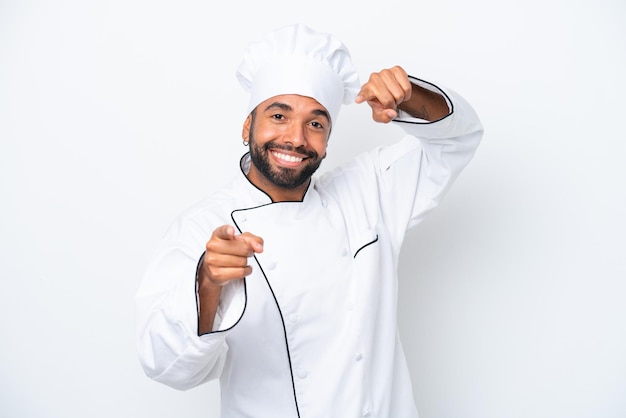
[236, 24, 360, 125]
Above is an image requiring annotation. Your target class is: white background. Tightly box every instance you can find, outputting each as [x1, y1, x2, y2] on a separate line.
[1, 1, 625, 417]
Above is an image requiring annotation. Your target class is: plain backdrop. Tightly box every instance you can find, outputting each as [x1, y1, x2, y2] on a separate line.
[1, 1, 625, 417]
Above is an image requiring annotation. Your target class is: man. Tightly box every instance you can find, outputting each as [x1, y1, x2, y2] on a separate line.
[136, 24, 483, 417]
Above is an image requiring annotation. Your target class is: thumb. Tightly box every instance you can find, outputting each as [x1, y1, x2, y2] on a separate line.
[370, 106, 398, 124]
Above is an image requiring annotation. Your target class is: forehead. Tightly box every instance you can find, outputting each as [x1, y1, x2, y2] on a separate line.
[258, 94, 328, 114]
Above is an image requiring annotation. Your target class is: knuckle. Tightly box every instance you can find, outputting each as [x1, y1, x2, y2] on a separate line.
[380, 96, 396, 108]
[206, 239, 217, 252]
[204, 266, 220, 281]
[209, 268, 228, 282]
[204, 252, 219, 265]
[392, 65, 406, 77]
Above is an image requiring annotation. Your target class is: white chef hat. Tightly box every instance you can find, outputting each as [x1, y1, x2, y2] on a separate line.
[236, 24, 360, 125]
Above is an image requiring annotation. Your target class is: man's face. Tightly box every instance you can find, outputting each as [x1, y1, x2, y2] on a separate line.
[243, 94, 331, 192]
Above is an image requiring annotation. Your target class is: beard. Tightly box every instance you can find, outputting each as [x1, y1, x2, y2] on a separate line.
[248, 128, 325, 190]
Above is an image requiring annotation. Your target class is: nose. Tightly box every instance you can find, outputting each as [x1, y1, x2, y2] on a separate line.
[284, 123, 306, 147]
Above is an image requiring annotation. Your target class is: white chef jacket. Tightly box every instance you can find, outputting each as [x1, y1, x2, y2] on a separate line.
[136, 78, 483, 418]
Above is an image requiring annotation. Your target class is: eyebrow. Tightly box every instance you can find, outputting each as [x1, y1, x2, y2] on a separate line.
[264, 102, 292, 112]
[312, 108, 331, 122]
[263, 102, 330, 123]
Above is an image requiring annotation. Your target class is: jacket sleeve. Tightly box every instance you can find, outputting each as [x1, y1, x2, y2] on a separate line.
[374, 76, 484, 243]
[135, 214, 238, 391]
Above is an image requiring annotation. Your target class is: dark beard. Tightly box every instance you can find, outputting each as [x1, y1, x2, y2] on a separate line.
[248, 130, 324, 190]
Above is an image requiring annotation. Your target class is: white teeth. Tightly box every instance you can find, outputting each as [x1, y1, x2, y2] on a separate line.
[272, 151, 303, 163]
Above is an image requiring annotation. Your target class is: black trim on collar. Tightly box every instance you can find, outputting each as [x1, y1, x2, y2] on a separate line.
[353, 235, 379, 258]
[230, 209, 302, 418]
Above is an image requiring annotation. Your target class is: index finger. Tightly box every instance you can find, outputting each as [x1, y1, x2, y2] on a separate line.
[212, 225, 236, 241]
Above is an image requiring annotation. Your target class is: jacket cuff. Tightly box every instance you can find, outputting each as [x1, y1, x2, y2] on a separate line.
[394, 76, 453, 124]
[195, 252, 247, 336]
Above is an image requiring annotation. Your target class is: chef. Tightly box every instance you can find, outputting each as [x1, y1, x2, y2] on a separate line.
[136, 23, 483, 417]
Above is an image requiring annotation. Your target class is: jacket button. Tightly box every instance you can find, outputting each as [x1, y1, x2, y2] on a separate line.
[296, 369, 308, 379]
[288, 313, 299, 323]
[355, 352, 363, 361]
[265, 260, 277, 270]
[340, 247, 349, 257]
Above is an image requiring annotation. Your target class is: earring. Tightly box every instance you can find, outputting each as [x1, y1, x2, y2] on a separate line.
[243, 139, 249, 146]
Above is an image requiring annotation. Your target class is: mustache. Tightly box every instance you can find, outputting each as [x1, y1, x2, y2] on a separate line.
[265, 143, 318, 159]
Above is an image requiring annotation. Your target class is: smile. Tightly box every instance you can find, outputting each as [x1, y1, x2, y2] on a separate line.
[271, 151, 304, 164]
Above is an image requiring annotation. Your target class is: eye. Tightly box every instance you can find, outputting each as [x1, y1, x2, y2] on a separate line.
[310, 121, 324, 129]
[271, 114, 285, 120]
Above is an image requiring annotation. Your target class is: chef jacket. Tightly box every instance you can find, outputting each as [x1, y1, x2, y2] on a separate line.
[136, 78, 483, 417]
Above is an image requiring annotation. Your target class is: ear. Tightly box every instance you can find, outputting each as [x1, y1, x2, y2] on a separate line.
[242, 114, 252, 142]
